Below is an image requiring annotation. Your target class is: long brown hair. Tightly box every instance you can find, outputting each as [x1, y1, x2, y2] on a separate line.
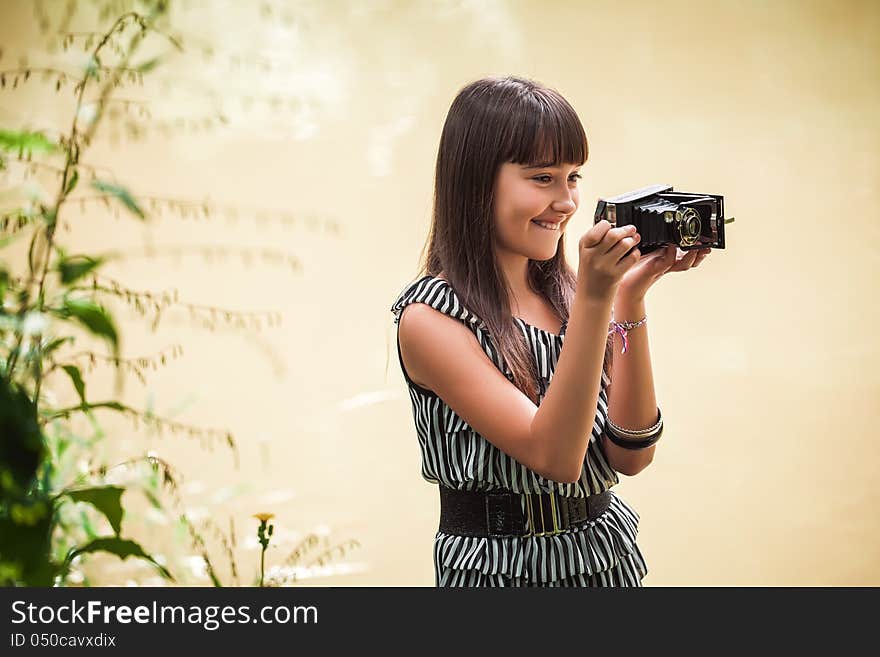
[417, 75, 614, 404]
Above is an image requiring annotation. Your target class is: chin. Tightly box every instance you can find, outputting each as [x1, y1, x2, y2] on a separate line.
[528, 246, 562, 262]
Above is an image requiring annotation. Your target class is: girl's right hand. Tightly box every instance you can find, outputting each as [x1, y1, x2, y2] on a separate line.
[576, 220, 642, 301]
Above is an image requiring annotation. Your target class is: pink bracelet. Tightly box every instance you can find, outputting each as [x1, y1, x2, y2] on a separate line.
[608, 316, 647, 354]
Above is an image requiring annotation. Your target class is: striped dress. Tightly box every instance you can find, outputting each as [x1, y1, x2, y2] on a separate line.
[391, 275, 649, 587]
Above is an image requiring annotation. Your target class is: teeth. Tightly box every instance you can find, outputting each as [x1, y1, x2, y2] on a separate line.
[533, 220, 560, 231]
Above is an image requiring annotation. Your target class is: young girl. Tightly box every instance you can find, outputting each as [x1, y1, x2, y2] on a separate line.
[390, 75, 710, 587]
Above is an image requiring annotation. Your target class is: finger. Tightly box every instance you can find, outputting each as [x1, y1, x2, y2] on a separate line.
[669, 249, 698, 272]
[601, 225, 638, 255]
[654, 252, 673, 269]
[582, 220, 613, 248]
[649, 246, 672, 264]
[611, 233, 641, 262]
[692, 249, 711, 267]
[644, 249, 670, 267]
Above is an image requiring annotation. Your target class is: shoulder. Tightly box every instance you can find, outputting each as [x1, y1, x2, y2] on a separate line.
[397, 301, 486, 388]
[398, 299, 480, 344]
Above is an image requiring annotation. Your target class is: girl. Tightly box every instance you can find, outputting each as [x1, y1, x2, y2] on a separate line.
[390, 75, 710, 587]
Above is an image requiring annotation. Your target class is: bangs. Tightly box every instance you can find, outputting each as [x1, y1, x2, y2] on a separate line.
[500, 89, 588, 168]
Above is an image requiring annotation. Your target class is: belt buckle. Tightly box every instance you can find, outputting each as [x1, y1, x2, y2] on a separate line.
[522, 491, 562, 537]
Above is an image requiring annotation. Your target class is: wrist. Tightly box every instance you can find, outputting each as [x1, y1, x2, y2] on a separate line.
[616, 283, 645, 303]
[608, 294, 646, 355]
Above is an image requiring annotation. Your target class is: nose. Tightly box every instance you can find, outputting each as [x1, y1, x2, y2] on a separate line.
[552, 191, 576, 216]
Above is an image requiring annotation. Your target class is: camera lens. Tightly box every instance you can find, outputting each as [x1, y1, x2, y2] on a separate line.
[676, 207, 702, 247]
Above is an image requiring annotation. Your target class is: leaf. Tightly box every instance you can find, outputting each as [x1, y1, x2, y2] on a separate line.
[0, 129, 58, 155]
[90, 179, 145, 220]
[206, 561, 222, 587]
[61, 298, 118, 352]
[141, 486, 163, 510]
[61, 365, 87, 406]
[0, 508, 56, 586]
[41, 335, 74, 357]
[0, 378, 46, 495]
[64, 486, 124, 536]
[58, 253, 105, 284]
[167, 34, 184, 52]
[90, 401, 125, 412]
[43, 400, 126, 423]
[134, 56, 162, 73]
[66, 537, 174, 581]
[64, 168, 79, 195]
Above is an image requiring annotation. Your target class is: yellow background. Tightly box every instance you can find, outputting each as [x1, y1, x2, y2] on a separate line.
[1, 0, 877, 585]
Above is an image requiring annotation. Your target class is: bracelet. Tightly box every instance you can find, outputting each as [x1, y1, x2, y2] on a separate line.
[605, 423, 663, 450]
[605, 407, 663, 449]
[608, 315, 647, 354]
[606, 407, 662, 437]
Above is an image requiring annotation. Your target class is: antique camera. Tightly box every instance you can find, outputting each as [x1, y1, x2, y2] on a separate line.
[594, 184, 734, 256]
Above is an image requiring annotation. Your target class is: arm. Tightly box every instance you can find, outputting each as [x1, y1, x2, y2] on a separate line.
[603, 292, 658, 476]
[399, 294, 619, 485]
[530, 292, 616, 483]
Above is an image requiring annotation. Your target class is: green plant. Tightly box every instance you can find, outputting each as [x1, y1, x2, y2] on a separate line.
[248, 512, 361, 588]
[254, 512, 273, 587]
[0, 0, 239, 586]
[1, 0, 357, 587]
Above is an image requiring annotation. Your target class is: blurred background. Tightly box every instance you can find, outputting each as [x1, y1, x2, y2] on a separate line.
[0, 0, 877, 586]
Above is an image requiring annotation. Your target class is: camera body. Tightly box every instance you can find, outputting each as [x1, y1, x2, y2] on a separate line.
[593, 184, 729, 256]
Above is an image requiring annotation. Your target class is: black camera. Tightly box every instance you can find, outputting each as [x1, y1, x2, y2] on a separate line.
[593, 184, 733, 256]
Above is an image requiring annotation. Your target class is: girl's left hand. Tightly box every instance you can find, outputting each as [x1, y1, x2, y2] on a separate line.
[618, 244, 711, 300]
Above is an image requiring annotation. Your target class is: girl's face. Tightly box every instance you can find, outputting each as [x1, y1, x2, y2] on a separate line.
[492, 160, 581, 262]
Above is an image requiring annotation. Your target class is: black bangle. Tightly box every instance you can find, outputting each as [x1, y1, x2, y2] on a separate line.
[605, 422, 663, 450]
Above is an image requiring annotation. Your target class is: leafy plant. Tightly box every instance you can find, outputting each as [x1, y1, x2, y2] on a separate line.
[1, 0, 358, 587]
[0, 0, 235, 586]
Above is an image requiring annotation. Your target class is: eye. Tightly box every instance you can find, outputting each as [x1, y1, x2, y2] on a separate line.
[533, 173, 582, 183]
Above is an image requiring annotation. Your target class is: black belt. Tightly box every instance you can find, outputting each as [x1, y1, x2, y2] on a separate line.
[439, 487, 613, 538]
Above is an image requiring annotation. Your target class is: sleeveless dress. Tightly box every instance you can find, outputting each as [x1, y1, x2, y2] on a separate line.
[390, 275, 649, 587]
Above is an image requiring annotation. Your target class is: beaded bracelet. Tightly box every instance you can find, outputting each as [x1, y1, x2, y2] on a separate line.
[608, 315, 647, 354]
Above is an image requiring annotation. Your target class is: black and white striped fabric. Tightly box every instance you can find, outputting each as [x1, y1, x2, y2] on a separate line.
[391, 275, 648, 587]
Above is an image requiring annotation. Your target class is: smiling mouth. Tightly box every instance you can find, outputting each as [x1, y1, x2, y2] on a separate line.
[532, 219, 562, 231]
